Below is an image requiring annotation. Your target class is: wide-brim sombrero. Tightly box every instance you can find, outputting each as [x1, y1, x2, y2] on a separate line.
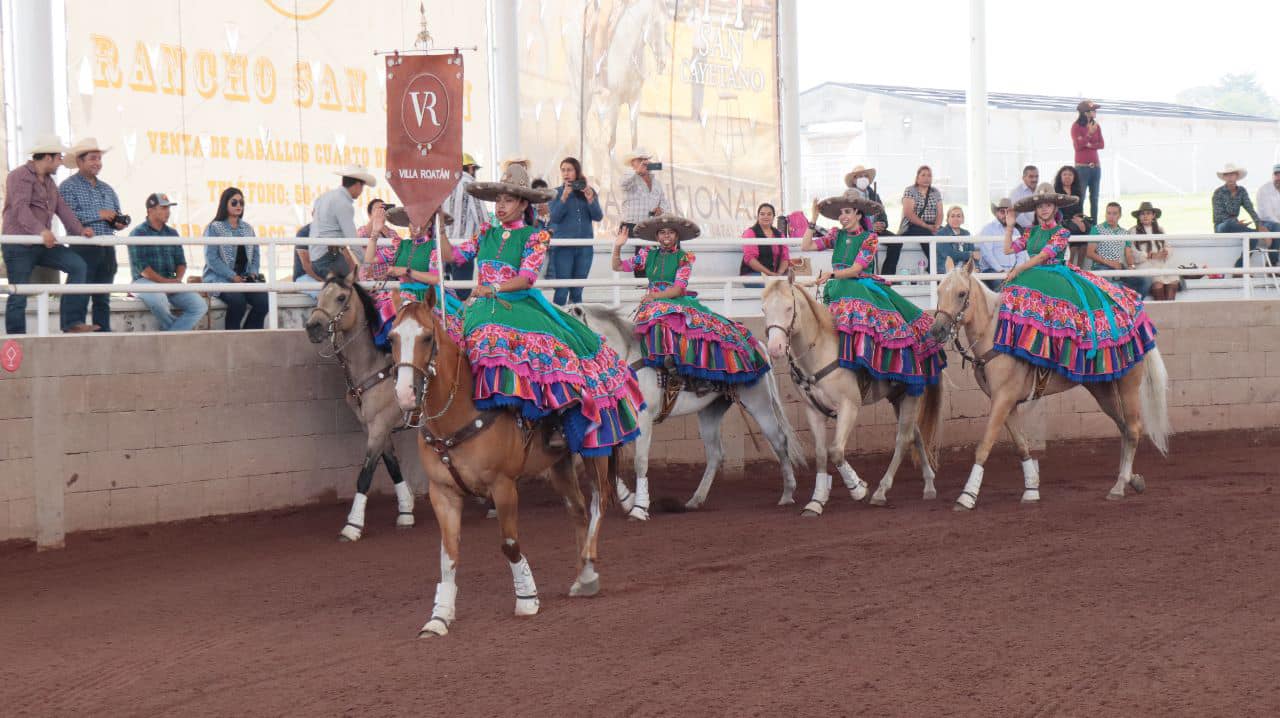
[466, 163, 554, 203]
[816, 190, 883, 221]
[632, 214, 700, 242]
[1012, 183, 1078, 213]
[386, 206, 454, 228]
[1130, 202, 1162, 220]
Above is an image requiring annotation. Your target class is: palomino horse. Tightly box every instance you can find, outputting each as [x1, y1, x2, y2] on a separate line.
[567, 303, 805, 519]
[929, 259, 1170, 509]
[304, 273, 415, 541]
[760, 277, 944, 515]
[391, 298, 617, 637]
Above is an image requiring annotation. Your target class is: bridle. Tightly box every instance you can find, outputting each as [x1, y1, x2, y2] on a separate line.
[765, 288, 841, 419]
[310, 278, 396, 410]
[932, 274, 999, 374]
[392, 309, 463, 426]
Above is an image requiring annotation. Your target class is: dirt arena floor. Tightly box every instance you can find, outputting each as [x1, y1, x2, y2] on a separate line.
[3, 429, 1279, 717]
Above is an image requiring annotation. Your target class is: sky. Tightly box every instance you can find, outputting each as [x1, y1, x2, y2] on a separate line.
[797, 0, 1280, 105]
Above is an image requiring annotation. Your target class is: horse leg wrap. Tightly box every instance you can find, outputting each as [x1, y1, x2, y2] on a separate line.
[510, 556, 540, 616]
[628, 477, 650, 520]
[802, 472, 832, 515]
[956, 465, 984, 510]
[1020, 458, 1040, 503]
[419, 582, 457, 637]
[838, 463, 868, 501]
[340, 493, 367, 541]
[394, 481, 415, 526]
[616, 478, 635, 512]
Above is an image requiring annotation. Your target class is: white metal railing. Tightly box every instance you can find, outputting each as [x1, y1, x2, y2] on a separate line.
[2, 233, 1278, 336]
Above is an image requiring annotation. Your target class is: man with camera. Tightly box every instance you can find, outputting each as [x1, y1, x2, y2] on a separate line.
[128, 193, 206, 331]
[619, 148, 671, 276]
[58, 137, 126, 332]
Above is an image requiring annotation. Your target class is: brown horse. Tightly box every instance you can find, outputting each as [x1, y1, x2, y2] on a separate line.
[390, 297, 617, 638]
[929, 258, 1170, 509]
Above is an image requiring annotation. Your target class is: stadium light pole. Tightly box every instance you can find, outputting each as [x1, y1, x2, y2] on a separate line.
[966, 0, 989, 217]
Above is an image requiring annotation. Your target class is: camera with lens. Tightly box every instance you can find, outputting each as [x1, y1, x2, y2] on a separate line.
[113, 213, 132, 229]
[571, 179, 588, 192]
[242, 273, 267, 283]
[645, 162, 663, 172]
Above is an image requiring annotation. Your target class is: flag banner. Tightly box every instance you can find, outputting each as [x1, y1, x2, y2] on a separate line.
[385, 52, 464, 228]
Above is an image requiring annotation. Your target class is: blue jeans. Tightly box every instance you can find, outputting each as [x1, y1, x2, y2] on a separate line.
[216, 291, 268, 330]
[1, 243, 91, 334]
[72, 244, 117, 331]
[1075, 164, 1101, 220]
[1219, 219, 1280, 266]
[135, 278, 207, 331]
[549, 246, 594, 305]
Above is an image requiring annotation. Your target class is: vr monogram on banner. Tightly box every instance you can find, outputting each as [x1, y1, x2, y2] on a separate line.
[385, 52, 464, 227]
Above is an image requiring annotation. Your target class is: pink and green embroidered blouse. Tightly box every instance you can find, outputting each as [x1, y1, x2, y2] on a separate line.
[451, 219, 550, 287]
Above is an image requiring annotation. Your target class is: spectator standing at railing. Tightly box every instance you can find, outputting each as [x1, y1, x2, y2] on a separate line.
[58, 138, 125, 332]
[440, 153, 486, 300]
[203, 187, 266, 330]
[1254, 164, 1280, 267]
[1011, 165, 1040, 228]
[301, 165, 375, 293]
[1088, 201, 1147, 298]
[1212, 163, 1280, 267]
[547, 157, 604, 306]
[1070, 99, 1104, 221]
[620, 148, 672, 278]
[128, 193, 206, 331]
[934, 206, 978, 268]
[976, 198, 1028, 289]
[1, 134, 98, 334]
[889, 165, 943, 276]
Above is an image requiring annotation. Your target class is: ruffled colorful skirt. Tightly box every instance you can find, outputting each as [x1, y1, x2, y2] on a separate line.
[371, 284, 464, 348]
[464, 290, 644, 456]
[633, 295, 770, 385]
[822, 276, 946, 395]
[996, 263, 1157, 382]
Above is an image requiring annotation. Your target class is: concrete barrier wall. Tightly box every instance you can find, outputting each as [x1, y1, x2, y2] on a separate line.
[2, 299, 1277, 546]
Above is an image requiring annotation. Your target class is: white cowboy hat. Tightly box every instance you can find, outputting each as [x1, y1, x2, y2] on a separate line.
[63, 137, 112, 167]
[1216, 163, 1248, 181]
[27, 133, 68, 156]
[623, 147, 654, 165]
[335, 164, 378, 188]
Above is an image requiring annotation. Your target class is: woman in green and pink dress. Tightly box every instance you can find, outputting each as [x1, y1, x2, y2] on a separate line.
[800, 190, 945, 394]
[359, 204, 463, 347]
[998, 185, 1156, 381]
[438, 164, 643, 456]
[611, 215, 770, 386]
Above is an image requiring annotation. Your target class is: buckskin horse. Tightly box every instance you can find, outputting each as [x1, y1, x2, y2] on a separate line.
[390, 298, 617, 637]
[305, 273, 416, 541]
[929, 258, 1170, 508]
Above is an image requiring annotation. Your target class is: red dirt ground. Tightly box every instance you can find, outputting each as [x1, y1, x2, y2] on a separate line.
[3, 430, 1279, 717]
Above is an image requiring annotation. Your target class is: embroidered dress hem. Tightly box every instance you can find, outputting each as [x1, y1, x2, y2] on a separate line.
[634, 299, 770, 386]
[837, 318, 946, 396]
[994, 311, 1157, 383]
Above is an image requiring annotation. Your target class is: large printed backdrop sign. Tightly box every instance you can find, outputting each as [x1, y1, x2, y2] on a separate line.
[385, 53, 463, 227]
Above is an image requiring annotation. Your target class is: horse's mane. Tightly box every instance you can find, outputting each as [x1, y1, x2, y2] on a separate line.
[791, 282, 835, 332]
[350, 280, 388, 353]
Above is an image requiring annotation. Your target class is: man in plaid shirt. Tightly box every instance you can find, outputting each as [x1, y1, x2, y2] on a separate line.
[59, 138, 127, 331]
[128, 193, 206, 331]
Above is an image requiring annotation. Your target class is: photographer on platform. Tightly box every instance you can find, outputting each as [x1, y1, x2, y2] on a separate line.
[619, 148, 671, 277]
[548, 157, 603, 305]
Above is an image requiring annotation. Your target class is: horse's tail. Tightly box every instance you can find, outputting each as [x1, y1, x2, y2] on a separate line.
[1139, 347, 1171, 456]
[761, 360, 807, 471]
[913, 380, 945, 469]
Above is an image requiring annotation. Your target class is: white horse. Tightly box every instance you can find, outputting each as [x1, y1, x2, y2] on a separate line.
[760, 277, 945, 515]
[589, 0, 671, 158]
[567, 303, 805, 520]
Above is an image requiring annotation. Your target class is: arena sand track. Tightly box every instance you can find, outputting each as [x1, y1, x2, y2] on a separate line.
[2, 430, 1278, 717]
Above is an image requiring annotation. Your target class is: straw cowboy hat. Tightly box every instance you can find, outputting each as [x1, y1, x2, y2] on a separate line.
[335, 164, 378, 188]
[843, 165, 877, 187]
[632, 214, 700, 242]
[1216, 163, 1248, 181]
[500, 156, 530, 172]
[1076, 99, 1100, 113]
[1130, 201, 1163, 220]
[27, 134, 68, 156]
[816, 189, 884, 221]
[990, 197, 1014, 215]
[1012, 182, 1077, 213]
[386, 206, 454, 228]
[466, 162, 554, 203]
[623, 147, 654, 165]
[63, 137, 112, 167]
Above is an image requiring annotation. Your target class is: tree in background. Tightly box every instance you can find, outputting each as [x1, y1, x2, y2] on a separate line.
[1177, 73, 1280, 119]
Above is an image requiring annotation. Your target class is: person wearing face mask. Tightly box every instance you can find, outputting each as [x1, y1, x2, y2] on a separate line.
[800, 191, 945, 394]
[613, 215, 770, 388]
[438, 163, 644, 455]
[845, 165, 893, 259]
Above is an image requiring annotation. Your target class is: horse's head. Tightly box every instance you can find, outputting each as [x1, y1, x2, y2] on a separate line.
[930, 257, 979, 344]
[761, 272, 799, 359]
[389, 293, 439, 412]
[305, 272, 360, 343]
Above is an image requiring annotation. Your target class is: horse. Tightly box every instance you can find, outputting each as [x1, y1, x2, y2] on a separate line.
[390, 298, 617, 637]
[590, 0, 671, 158]
[566, 303, 805, 519]
[760, 276, 944, 515]
[304, 273, 415, 542]
[928, 258, 1170, 509]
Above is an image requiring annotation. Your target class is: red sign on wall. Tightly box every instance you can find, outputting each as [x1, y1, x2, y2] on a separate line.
[385, 52, 464, 229]
[1, 339, 21, 372]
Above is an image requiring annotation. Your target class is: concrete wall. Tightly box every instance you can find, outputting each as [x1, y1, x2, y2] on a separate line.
[2, 299, 1278, 546]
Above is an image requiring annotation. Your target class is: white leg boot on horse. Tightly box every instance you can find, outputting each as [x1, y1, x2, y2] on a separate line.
[340, 493, 367, 542]
[493, 479, 540, 616]
[508, 547, 540, 616]
[629, 477, 651, 521]
[1021, 458, 1041, 503]
[420, 542, 458, 637]
[802, 472, 832, 516]
[393, 480, 415, 528]
[616, 477, 636, 512]
[832, 399, 868, 501]
[955, 392, 1019, 511]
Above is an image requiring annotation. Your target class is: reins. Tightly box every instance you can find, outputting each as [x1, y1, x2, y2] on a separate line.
[768, 289, 842, 419]
[312, 278, 397, 411]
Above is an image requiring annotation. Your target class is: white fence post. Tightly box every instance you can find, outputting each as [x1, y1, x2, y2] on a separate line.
[36, 291, 50, 336]
[1243, 235, 1252, 300]
[928, 238, 939, 309]
[266, 239, 280, 329]
[723, 280, 734, 315]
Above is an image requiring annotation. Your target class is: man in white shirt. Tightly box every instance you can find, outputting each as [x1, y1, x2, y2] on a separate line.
[440, 152, 487, 299]
[975, 198, 1029, 288]
[1010, 165, 1039, 227]
[1256, 163, 1280, 229]
[619, 148, 671, 230]
[298, 165, 375, 295]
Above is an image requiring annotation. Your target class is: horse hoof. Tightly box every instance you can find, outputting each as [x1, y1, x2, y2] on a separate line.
[1020, 491, 1040, 504]
[570, 578, 600, 598]
[684, 499, 703, 511]
[800, 501, 824, 517]
[777, 497, 796, 506]
[514, 597, 540, 616]
[338, 525, 362, 542]
[1106, 492, 1124, 501]
[627, 506, 650, 521]
[418, 618, 449, 638]
[922, 489, 938, 501]
[869, 495, 888, 507]
[1129, 474, 1146, 494]
[396, 514, 415, 529]
[849, 484, 869, 501]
